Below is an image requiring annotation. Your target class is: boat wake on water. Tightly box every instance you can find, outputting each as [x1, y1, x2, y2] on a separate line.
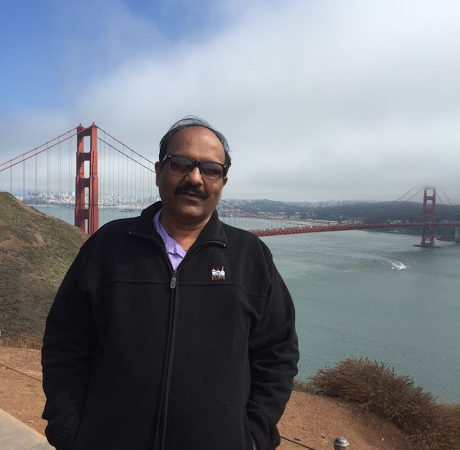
[383, 258, 407, 270]
[309, 249, 408, 271]
[356, 253, 408, 270]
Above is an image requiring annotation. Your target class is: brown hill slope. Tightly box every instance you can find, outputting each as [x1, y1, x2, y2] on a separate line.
[0, 192, 86, 334]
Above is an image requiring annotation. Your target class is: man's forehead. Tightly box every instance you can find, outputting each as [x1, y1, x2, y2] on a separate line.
[170, 126, 218, 143]
[167, 126, 225, 156]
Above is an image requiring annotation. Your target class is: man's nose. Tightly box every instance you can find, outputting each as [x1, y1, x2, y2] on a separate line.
[185, 166, 203, 184]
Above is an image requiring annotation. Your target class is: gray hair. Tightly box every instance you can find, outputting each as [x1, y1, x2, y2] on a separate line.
[159, 116, 231, 169]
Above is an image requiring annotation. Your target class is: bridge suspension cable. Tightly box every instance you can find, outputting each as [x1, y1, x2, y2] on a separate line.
[0, 126, 78, 170]
[96, 128, 157, 227]
[0, 128, 77, 224]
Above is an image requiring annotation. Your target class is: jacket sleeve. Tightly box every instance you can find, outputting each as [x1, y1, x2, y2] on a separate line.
[41, 237, 98, 450]
[246, 249, 299, 450]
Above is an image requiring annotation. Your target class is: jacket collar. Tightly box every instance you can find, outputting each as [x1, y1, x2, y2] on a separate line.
[128, 201, 228, 247]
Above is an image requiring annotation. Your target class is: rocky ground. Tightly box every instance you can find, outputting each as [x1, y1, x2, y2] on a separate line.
[0, 346, 412, 449]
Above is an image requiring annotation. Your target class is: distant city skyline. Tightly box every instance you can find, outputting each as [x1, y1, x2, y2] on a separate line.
[16, 188, 445, 207]
[1, 0, 460, 203]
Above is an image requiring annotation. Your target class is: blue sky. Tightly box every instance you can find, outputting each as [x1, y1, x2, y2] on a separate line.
[1, 0, 460, 201]
[1, 0, 232, 110]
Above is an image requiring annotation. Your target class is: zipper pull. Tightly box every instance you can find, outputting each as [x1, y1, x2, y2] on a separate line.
[170, 271, 177, 289]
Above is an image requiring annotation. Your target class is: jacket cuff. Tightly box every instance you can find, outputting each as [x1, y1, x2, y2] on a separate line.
[43, 391, 85, 450]
[248, 414, 280, 450]
[45, 410, 81, 450]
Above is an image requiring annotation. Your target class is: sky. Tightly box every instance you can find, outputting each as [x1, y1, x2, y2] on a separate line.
[1, 0, 459, 202]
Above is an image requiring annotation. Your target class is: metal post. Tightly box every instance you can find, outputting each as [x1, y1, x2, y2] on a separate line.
[334, 437, 350, 449]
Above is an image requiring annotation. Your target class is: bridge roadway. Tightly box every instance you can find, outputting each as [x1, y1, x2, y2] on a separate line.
[251, 221, 460, 237]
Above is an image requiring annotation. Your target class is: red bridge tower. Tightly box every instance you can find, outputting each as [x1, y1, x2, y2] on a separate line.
[75, 124, 99, 235]
[420, 187, 436, 248]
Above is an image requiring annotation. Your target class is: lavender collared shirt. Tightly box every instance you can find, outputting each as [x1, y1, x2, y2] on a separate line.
[153, 209, 186, 270]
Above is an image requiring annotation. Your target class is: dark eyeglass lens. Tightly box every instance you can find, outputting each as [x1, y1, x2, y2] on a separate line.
[169, 157, 192, 175]
[201, 163, 223, 180]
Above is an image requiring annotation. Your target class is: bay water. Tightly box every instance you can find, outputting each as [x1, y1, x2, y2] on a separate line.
[37, 205, 460, 402]
[263, 231, 460, 403]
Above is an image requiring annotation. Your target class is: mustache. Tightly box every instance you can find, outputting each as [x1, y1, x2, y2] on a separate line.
[175, 183, 208, 199]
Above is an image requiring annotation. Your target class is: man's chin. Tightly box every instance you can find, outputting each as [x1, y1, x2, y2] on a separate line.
[172, 204, 210, 223]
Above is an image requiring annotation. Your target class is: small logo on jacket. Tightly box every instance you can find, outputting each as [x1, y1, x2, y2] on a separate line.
[211, 266, 226, 280]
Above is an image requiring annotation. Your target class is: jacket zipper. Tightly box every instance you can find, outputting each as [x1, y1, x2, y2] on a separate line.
[170, 271, 177, 289]
[155, 242, 227, 450]
[128, 232, 226, 449]
[128, 231, 176, 450]
[155, 268, 178, 450]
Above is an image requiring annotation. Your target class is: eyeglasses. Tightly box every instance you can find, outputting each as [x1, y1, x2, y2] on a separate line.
[161, 154, 229, 182]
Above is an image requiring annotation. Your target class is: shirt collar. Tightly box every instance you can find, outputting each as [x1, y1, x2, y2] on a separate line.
[153, 209, 186, 258]
[131, 201, 228, 248]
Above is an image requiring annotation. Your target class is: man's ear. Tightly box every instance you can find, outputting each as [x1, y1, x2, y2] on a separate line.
[222, 176, 228, 187]
[155, 162, 161, 187]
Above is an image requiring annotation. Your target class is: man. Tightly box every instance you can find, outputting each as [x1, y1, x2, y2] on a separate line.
[42, 117, 299, 450]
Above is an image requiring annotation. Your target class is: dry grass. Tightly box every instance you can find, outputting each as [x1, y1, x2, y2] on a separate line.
[0, 192, 86, 335]
[0, 331, 42, 350]
[293, 379, 316, 394]
[309, 358, 460, 450]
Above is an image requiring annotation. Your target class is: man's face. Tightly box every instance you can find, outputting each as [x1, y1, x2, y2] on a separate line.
[155, 126, 228, 226]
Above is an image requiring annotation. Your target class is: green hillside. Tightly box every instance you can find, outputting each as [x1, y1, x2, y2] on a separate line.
[0, 192, 87, 335]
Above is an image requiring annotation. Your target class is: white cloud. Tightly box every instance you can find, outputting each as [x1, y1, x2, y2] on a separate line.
[3, 0, 460, 202]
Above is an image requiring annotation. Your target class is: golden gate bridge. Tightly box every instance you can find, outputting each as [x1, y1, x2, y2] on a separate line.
[1, 123, 459, 248]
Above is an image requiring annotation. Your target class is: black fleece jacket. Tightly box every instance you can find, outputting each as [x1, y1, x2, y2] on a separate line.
[42, 202, 299, 450]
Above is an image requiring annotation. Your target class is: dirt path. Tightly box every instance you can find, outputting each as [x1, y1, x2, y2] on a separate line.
[0, 346, 411, 449]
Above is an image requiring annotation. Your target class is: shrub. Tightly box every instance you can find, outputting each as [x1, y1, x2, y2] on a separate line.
[309, 358, 460, 450]
[293, 379, 316, 393]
